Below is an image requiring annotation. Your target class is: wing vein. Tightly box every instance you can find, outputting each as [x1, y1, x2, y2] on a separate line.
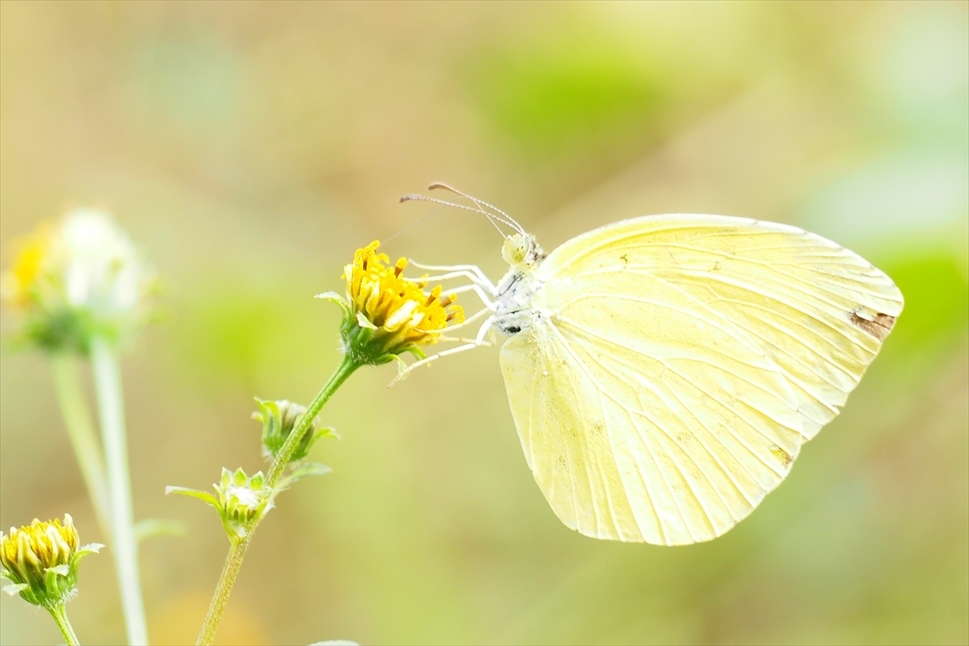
[559, 320, 793, 477]
[548, 322, 677, 543]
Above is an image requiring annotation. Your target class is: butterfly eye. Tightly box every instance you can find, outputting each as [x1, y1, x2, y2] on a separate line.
[502, 234, 532, 267]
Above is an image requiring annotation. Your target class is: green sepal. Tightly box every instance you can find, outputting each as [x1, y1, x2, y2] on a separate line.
[12, 304, 105, 356]
[320, 291, 414, 366]
[44, 567, 66, 602]
[74, 543, 104, 561]
[73, 543, 103, 560]
[316, 291, 350, 315]
[2, 583, 28, 597]
[355, 311, 377, 330]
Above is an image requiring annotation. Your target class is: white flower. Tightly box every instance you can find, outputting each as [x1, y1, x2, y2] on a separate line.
[1, 209, 153, 351]
[58, 210, 144, 314]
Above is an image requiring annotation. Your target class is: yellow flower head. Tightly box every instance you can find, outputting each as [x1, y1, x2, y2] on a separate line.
[0, 514, 101, 608]
[325, 241, 464, 364]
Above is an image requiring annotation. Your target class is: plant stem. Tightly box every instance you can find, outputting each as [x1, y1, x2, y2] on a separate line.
[47, 603, 80, 646]
[90, 337, 149, 645]
[196, 354, 360, 646]
[50, 352, 112, 540]
[266, 354, 359, 488]
[195, 537, 249, 646]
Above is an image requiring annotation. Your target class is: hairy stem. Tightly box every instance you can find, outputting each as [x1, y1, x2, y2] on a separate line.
[47, 603, 80, 646]
[195, 537, 249, 646]
[51, 352, 112, 540]
[196, 354, 360, 646]
[266, 354, 359, 488]
[90, 338, 149, 645]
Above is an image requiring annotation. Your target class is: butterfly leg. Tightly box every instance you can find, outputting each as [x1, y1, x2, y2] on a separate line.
[407, 261, 498, 294]
[426, 310, 498, 346]
[389, 340, 489, 386]
[413, 272, 497, 302]
[406, 264, 498, 310]
[389, 315, 497, 386]
[437, 283, 497, 311]
[438, 303, 493, 333]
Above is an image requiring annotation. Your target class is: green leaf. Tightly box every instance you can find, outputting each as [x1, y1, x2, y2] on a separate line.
[133, 519, 188, 542]
[165, 486, 218, 507]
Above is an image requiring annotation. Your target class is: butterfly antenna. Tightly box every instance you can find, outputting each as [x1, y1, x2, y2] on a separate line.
[400, 194, 490, 217]
[427, 183, 526, 235]
[382, 203, 448, 245]
[399, 193, 507, 237]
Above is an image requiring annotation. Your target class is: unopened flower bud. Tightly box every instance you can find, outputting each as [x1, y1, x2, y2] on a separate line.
[253, 398, 336, 463]
[167, 468, 274, 544]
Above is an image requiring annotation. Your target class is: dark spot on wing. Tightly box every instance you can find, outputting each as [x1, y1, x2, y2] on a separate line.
[850, 311, 896, 341]
[770, 446, 793, 468]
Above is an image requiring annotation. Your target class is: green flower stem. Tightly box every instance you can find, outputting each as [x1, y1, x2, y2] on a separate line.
[195, 536, 248, 646]
[50, 352, 112, 539]
[266, 355, 360, 487]
[47, 602, 80, 646]
[90, 337, 148, 646]
[196, 354, 361, 646]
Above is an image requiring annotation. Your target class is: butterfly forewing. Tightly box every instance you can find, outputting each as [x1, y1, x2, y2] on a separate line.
[539, 215, 904, 440]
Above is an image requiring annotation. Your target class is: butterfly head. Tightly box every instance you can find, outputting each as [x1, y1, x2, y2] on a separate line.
[502, 233, 544, 271]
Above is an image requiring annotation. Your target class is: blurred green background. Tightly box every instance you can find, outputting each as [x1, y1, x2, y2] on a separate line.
[1, 2, 966, 644]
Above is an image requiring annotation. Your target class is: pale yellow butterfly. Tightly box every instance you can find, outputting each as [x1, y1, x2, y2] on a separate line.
[401, 184, 903, 545]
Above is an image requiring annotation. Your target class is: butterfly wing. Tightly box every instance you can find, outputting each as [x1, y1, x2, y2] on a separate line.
[499, 214, 903, 544]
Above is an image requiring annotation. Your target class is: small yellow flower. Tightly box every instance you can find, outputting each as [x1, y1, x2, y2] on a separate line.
[0, 225, 53, 308]
[320, 241, 464, 364]
[0, 514, 101, 608]
[0, 209, 153, 352]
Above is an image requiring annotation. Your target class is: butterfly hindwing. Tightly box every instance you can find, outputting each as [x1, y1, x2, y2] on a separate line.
[501, 274, 804, 545]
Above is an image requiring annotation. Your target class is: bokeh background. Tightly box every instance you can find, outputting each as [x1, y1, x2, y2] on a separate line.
[1, 2, 967, 644]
